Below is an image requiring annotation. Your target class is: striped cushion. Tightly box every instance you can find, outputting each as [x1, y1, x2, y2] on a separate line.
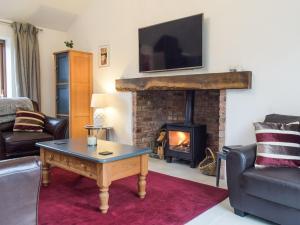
[254, 122, 300, 168]
[13, 110, 45, 132]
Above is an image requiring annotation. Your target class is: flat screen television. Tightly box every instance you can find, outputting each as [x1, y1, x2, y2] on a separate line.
[139, 14, 203, 72]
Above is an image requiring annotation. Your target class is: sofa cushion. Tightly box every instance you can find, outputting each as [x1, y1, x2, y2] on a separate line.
[241, 167, 300, 210]
[265, 114, 300, 124]
[13, 110, 45, 132]
[2, 132, 53, 154]
[254, 122, 300, 168]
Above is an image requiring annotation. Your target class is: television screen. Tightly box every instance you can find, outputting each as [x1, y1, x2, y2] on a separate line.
[139, 14, 203, 72]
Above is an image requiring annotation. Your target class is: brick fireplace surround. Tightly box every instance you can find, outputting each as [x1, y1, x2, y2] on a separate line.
[132, 90, 226, 152]
[116, 71, 252, 154]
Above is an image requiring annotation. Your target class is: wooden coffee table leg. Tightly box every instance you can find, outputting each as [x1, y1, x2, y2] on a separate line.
[138, 154, 148, 199]
[138, 174, 147, 198]
[99, 186, 109, 213]
[42, 163, 50, 187]
[97, 163, 111, 214]
[40, 148, 50, 187]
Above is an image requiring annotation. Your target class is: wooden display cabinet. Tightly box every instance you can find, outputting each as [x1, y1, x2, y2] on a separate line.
[54, 50, 93, 138]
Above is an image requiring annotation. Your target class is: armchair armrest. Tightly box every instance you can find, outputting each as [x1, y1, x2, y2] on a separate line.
[0, 122, 15, 159]
[0, 131, 5, 160]
[44, 116, 68, 140]
[226, 144, 256, 210]
[226, 144, 256, 175]
[0, 156, 41, 225]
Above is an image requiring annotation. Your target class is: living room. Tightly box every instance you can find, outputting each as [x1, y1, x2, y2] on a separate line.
[0, 0, 299, 225]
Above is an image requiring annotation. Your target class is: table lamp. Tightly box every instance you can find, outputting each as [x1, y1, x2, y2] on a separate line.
[91, 93, 107, 127]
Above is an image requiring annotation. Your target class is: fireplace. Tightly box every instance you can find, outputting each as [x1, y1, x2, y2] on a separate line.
[165, 123, 206, 167]
[164, 91, 207, 168]
[115, 71, 252, 168]
[131, 90, 224, 159]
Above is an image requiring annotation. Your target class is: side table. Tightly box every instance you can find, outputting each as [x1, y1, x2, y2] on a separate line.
[216, 145, 242, 187]
[84, 125, 113, 141]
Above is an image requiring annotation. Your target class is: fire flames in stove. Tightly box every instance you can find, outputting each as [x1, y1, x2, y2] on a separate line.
[168, 131, 191, 153]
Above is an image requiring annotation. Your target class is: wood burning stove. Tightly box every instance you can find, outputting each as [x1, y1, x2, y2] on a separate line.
[165, 91, 207, 168]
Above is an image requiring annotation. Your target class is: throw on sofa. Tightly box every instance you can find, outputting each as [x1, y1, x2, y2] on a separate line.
[0, 101, 68, 160]
[226, 114, 300, 225]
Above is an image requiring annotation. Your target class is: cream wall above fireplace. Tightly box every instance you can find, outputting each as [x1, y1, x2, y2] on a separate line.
[67, 0, 300, 145]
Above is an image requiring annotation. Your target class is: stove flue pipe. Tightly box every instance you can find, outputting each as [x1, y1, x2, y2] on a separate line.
[184, 90, 195, 125]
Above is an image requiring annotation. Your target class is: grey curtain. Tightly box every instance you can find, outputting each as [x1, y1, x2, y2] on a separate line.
[12, 22, 41, 104]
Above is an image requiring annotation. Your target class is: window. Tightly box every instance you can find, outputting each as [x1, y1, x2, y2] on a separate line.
[0, 40, 6, 97]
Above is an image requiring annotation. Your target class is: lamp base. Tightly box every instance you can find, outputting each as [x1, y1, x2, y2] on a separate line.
[94, 108, 105, 127]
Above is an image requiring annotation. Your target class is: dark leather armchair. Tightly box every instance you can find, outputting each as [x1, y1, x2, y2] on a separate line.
[226, 114, 300, 225]
[0, 101, 68, 160]
[0, 156, 41, 225]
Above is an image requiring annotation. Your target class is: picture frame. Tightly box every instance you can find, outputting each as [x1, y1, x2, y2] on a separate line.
[98, 45, 110, 67]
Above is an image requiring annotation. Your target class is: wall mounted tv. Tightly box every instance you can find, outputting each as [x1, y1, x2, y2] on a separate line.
[139, 14, 203, 72]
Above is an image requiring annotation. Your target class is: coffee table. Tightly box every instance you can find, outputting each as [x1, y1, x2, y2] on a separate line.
[36, 138, 152, 213]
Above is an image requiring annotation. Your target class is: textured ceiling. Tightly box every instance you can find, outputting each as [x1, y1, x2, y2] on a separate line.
[0, 0, 92, 31]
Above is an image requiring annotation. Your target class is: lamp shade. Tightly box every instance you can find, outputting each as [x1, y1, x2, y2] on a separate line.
[91, 93, 107, 108]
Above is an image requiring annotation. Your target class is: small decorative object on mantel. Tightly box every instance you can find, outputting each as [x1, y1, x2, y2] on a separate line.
[199, 148, 217, 176]
[98, 45, 110, 67]
[229, 65, 244, 72]
[64, 40, 74, 48]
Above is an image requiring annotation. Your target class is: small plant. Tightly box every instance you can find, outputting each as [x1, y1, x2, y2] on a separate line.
[64, 40, 74, 48]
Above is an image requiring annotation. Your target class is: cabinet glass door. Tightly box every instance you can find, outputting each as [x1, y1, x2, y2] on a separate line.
[56, 84, 69, 115]
[56, 53, 69, 83]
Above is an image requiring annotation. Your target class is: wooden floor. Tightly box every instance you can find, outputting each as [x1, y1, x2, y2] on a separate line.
[149, 158, 274, 225]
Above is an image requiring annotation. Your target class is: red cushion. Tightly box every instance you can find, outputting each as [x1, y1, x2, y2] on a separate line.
[13, 110, 45, 132]
[254, 122, 300, 168]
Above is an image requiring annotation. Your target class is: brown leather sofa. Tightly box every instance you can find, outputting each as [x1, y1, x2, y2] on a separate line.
[0, 156, 41, 225]
[0, 101, 68, 160]
[226, 114, 300, 225]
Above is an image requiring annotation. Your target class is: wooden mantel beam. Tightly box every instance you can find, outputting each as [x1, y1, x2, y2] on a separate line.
[115, 71, 252, 92]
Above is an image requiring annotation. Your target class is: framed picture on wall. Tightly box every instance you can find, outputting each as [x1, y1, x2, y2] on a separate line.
[98, 45, 110, 67]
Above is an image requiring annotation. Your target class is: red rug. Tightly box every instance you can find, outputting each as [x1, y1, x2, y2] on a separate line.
[39, 168, 228, 225]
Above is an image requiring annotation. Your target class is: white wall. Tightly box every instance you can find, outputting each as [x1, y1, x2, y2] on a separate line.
[0, 21, 67, 116]
[67, 0, 300, 146]
[38, 28, 67, 116]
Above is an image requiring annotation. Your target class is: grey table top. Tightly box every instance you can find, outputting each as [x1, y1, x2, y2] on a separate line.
[36, 138, 152, 163]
